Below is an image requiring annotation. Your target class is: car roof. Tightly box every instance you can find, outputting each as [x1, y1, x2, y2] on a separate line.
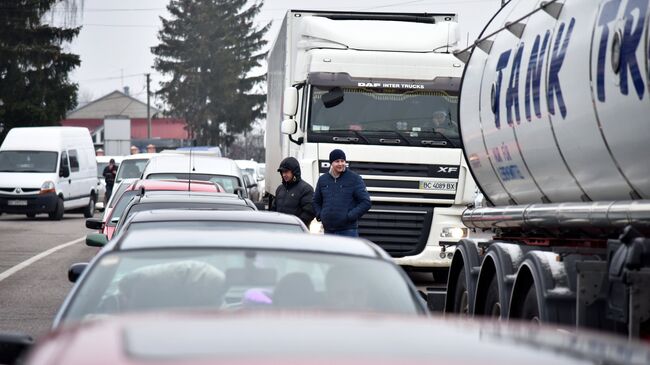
[126, 209, 304, 226]
[34, 313, 650, 365]
[143, 154, 241, 178]
[114, 229, 381, 258]
[119, 153, 158, 161]
[137, 190, 248, 203]
[129, 179, 224, 192]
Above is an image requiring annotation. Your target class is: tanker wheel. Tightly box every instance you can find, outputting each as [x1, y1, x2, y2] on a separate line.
[484, 275, 501, 318]
[453, 268, 469, 315]
[521, 285, 540, 324]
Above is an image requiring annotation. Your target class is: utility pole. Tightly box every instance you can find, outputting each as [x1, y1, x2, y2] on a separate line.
[146, 73, 151, 139]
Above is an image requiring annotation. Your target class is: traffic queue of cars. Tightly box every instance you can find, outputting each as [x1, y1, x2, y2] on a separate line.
[2, 131, 649, 364]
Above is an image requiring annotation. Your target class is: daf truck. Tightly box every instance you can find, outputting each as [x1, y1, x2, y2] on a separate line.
[445, 0, 650, 338]
[265, 10, 480, 271]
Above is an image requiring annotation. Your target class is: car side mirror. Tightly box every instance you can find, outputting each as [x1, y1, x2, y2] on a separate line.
[0, 333, 34, 365]
[283, 86, 298, 117]
[281, 119, 297, 135]
[59, 165, 70, 178]
[68, 263, 88, 283]
[85, 218, 104, 230]
[256, 176, 264, 182]
[85, 233, 108, 248]
[234, 187, 247, 198]
[247, 183, 258, 189]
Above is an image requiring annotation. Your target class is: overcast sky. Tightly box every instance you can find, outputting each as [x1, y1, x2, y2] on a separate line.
[59, 0, 502, 108]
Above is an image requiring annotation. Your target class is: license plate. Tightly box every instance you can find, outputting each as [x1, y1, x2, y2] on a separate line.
[419, 181, 457, 191]
[7, 200, 28, 206]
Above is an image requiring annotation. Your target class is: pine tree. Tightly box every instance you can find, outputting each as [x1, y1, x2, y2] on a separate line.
[0, 0, 81, 143]
[152, 0, 269, 148]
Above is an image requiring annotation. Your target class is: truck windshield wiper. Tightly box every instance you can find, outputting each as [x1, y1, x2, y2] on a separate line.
[374, 131, 412, 146]
[326, 129, 369, 144]
[422, 131, 455, 147]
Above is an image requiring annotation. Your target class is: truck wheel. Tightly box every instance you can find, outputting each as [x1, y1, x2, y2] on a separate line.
[453, 269, 469, 315]
[484, 276, 501, 318]
[83, 195, 96, 218]
[49, 197, 64, 220]
[521, 285, 540, 324]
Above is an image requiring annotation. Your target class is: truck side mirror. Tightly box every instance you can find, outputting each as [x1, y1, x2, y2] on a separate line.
[322, 87, 344, 108]
[283, 87, 298, 117]
[281, 119, 297, 135]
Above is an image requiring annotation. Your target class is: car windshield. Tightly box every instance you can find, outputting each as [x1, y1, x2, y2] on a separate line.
[128, 221, 304, 233]
[116, 159, 149, 182]
[0, 151, 58, 173]
[147, 173, 240, 193]
[309, 86, 459, 147]
[61, 247, 418, 324]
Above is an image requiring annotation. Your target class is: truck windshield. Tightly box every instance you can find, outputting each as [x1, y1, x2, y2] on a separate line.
[0, 151, 58, 173]
[308, 86, 459, 147]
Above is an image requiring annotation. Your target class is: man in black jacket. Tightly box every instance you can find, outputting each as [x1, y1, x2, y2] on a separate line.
[270, 157, 315, 227]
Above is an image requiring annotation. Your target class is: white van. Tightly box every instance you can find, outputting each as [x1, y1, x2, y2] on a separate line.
[115, 153, 158, 184]
[0, 127, 98, 220]
[142, 154, 248, 197]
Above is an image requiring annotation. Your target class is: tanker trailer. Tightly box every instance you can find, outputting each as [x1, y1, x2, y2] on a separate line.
[446, 0, 650, 338]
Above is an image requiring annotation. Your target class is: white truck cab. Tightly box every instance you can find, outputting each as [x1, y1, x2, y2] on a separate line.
[266, 11, 481, 269]
[0, 127, 98, 220]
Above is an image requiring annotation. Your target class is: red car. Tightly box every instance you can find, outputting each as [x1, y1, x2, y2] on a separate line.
[85, 179, 224, 240]
[8, 313, 650, 365]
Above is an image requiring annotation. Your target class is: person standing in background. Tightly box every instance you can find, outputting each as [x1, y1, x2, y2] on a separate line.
[313, 149, 371, 237]
[271, 157, 315, 227]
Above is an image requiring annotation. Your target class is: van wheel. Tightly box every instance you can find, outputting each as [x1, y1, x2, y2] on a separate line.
[83, 195, 96, 218]
[49, 197, 64, 220]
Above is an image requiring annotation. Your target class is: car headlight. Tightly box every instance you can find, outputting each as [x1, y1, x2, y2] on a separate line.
[40, 181, 56, 194]
[309, 219, 324, 234]
[440, 227, 468, 239]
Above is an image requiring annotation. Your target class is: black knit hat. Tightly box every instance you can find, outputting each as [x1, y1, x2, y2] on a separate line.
[329, 149, 346, 163]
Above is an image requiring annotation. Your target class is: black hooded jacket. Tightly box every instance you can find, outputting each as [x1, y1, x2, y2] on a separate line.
[271, 157, 315, 227]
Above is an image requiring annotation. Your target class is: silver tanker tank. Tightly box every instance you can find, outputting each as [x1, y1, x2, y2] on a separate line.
[459, 0, 650, 209]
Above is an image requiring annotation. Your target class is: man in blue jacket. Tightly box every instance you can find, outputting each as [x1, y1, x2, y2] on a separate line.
[313, 149, 371, 237]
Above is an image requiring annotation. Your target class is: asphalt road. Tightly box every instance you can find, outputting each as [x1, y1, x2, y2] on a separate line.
[0, 212, 97, 338]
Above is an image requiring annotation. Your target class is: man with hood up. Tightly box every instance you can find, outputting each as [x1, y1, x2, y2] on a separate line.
[270, 157, 315, 227]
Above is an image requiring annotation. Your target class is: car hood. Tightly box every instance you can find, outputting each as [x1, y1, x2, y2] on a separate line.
[29, 312, 650, 365]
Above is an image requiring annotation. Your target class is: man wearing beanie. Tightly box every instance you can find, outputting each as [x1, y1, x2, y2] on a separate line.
[270, 157, 315, 227]
[313, 149, 371, 237]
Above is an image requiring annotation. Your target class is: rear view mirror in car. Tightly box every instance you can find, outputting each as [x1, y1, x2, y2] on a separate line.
[85, 233, 108, 248]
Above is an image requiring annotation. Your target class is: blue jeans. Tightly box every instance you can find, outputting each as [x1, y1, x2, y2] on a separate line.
[325, 228, 358, 237]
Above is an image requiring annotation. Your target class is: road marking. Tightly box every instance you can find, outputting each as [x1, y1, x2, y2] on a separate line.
[0, 237, 84, 283]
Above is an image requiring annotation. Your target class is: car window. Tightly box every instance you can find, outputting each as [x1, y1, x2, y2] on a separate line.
[117, 159, 148, 182]
[62, 248, 418, 324]
[108, 191, 139, 225]
[128, 221, 305, 233]
[68, 149, 80, 172]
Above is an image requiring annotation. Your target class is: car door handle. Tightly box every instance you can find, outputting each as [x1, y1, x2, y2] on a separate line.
[68, 179, 72, 184]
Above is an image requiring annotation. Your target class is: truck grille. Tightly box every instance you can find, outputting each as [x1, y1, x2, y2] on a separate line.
[319, 161, 460, 178]
[359, 208, 433, 257]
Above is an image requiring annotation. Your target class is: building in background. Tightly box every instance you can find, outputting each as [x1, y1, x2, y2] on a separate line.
[61, 88, 192, 153]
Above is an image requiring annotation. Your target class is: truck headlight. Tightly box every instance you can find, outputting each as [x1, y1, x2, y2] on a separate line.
[441, 227, 468, 239]
[40, 181, 56, 194]
[309, 220, 324, 234]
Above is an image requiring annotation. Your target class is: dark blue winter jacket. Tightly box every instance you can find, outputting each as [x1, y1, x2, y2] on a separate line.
[313, 169, 371, 232]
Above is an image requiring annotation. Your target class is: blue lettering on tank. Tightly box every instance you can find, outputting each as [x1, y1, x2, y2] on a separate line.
[596, 0, 621, 102]
[498, 165, 525, 181]
[506, 44, 524, 126]
[619, 0, 647, 99]
[547, 18, 575, 119]
[494, 50, 512, 129]
[525, 32, 550, 121]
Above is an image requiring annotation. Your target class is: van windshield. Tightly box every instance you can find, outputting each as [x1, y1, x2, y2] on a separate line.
[0, 151, 58, 173]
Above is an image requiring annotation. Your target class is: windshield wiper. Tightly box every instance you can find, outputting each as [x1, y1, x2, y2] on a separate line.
[422, 131, 455, 147]
[326, 129, 370, 144]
